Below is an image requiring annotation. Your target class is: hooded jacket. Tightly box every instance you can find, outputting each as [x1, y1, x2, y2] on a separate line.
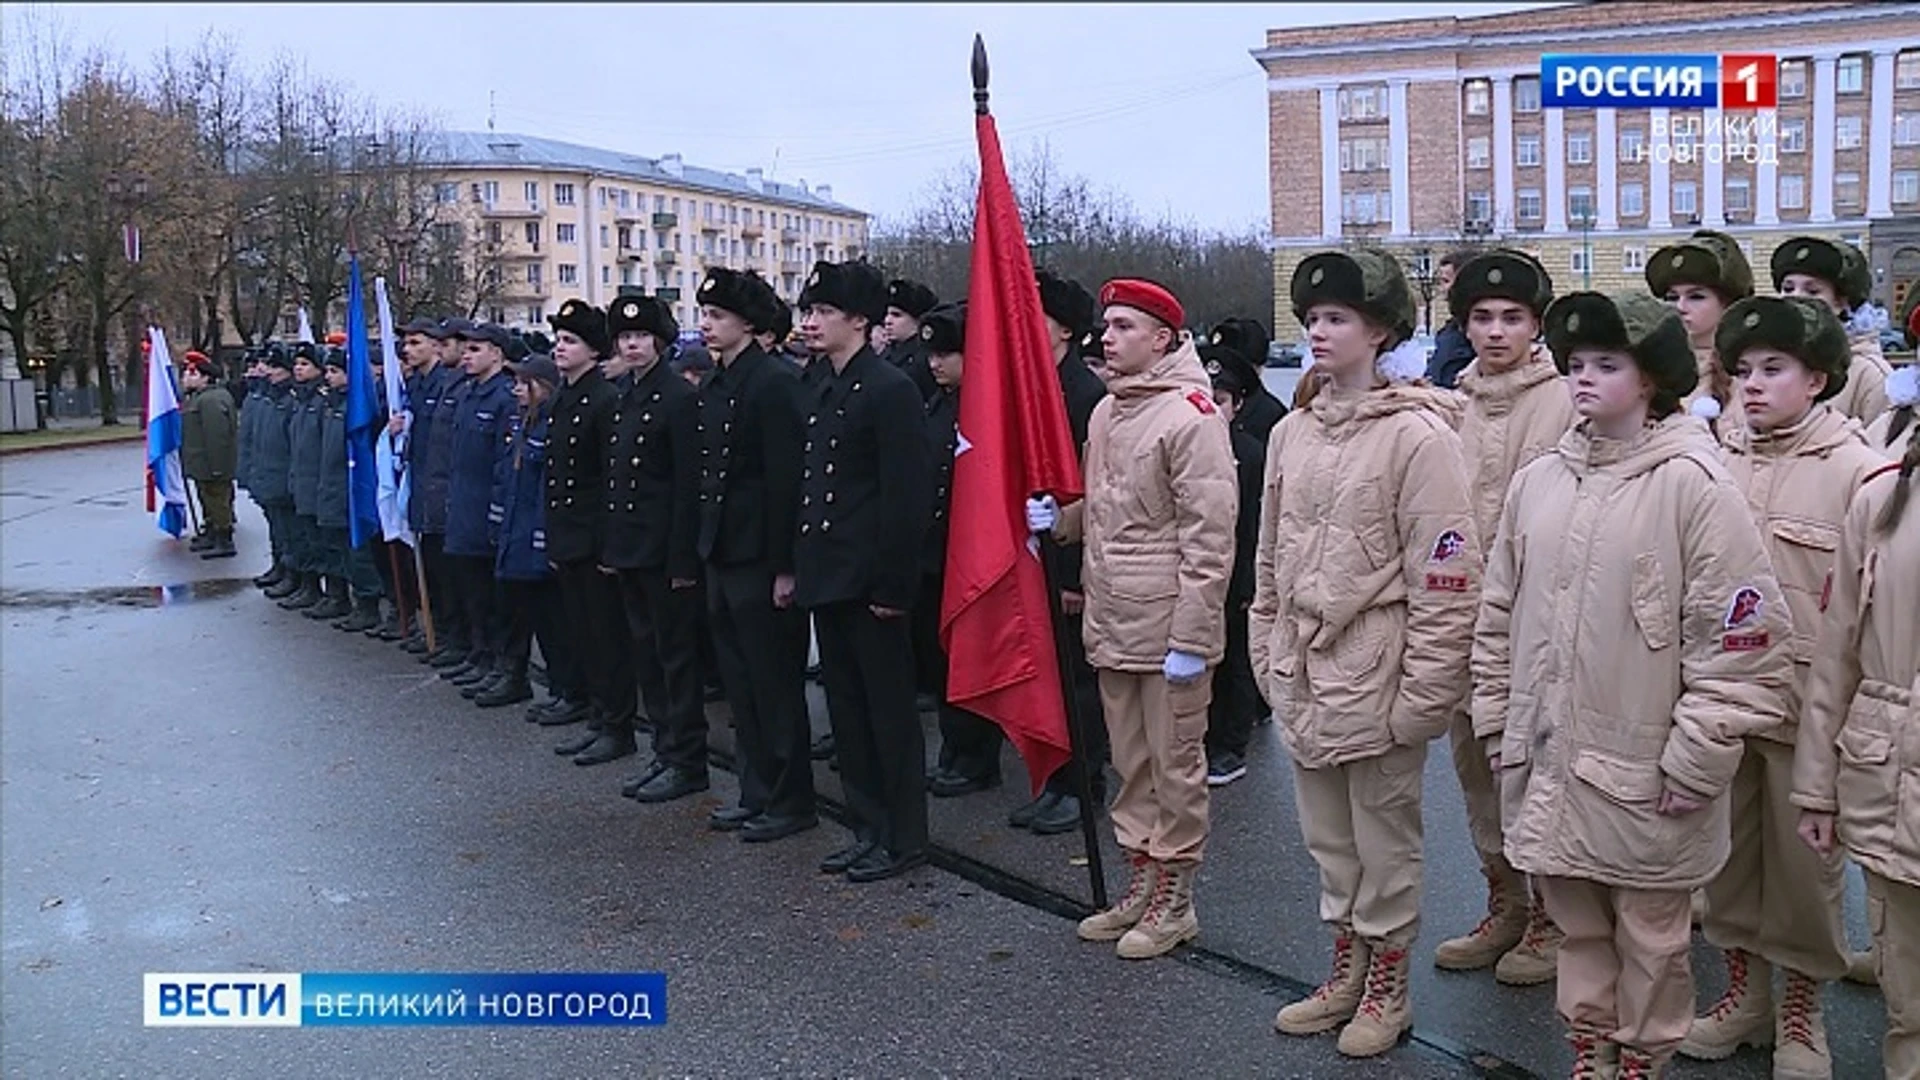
[1249, 381, 1479, 768]
[1455, 343, 1575, 552]
[1473, 415, 1793, 889]
[1056, 334, 1237, 671]
[1834, 332, 1892, 424]
[1721, 406, 1887, 742]
[1790, 463, 1920, 888]
[181, 384, 237, 482]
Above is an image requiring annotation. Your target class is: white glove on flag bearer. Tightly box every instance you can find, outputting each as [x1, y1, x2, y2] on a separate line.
[1026, 494, 1059, 534]
[1164, 650, 1206, 685]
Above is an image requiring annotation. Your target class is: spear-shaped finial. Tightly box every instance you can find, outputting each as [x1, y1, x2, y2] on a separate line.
[972, 34, 990, 115]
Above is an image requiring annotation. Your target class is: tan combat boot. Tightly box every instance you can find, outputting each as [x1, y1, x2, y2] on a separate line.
[1434, 862, 1527, 971]
[1077, 850, 1158, 942]
[1494, 890, 1563, 986]
[1772, 969, 1831, 1080]
[1678, 947, 1774, 1060]
[1336, 941, 1412, 1057]
[1569, 1026, 1620, 1080]
[1274, 928, 1370, 1035]
[1116, 859, 1197, 959]
[1616, 1045, 1661, 1080]
[1843, 944, 1878, 986]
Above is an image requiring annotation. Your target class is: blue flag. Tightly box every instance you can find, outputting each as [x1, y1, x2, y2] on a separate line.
[345, 255, 381, 548]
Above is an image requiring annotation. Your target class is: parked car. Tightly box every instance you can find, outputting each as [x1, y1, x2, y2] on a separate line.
[1266, 342, 1303, 368]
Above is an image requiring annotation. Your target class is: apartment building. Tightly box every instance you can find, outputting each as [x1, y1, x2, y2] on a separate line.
[426, 131, 867, 333]
[1255, 1, 1920, 341]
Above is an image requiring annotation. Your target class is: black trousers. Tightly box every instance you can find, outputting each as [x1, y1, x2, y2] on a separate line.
[554, 558, 634, 730]
[374, 539, 420, 618]
[813, 599, 927, 857]
[912, 575, 1002, 782]
[261, 499, 294, 565]
[617, 568, 707, 773]
[450, 554, 502, 662]
[499, 578, 564, 686]
[707, 562, 814, 818]
[1205, 600, 1264, 759]
[289, 512, 321, 574]
[1044, 610, 1109, 801]
[418, 532, 469, 648]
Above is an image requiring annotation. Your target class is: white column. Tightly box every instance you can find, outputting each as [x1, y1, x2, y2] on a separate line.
[1320, 85, 1343, 240]
[1649, 108, 1673, 228]
[1389, 79, 1411, 237]
[1869, 47, 1896, 218]
[1492, 75, 1515, 229]
[1702, 106, 1725, 226]
[1756, 134, 1779, 226]
[1811, 54, 1837, 223]
[1597, 108, 1619, 229]
[1545, 106, 1567, 232]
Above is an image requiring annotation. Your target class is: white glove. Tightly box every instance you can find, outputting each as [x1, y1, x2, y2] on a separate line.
[1163, 649, 1206, 685]
[1025, 495, 1059, 535]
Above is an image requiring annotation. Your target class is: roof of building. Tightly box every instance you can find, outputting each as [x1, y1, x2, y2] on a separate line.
[425, 130, 864, 217]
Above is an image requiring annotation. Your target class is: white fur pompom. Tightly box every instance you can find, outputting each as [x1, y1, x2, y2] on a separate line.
[1846, 304, 1884, 336]
[1375, 337, 1428, 384]
[1886, 364, 1920, 408]
[1690, 395, 1723, 420]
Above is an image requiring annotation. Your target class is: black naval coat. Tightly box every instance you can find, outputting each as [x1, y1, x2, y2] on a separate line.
[792, 345, 932, 612]
[695, 343, 804, 574]
[599, 358, 700, 580]
[881, 334, 939, 404]
[544, 365, 620, 566]
[920, 385, 958, 579]
[1234, 387, 1288, 445]
[1055, 353, 1108, 593]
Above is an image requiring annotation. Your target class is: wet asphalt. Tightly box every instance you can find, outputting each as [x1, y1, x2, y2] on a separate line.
[0, 442, 1891, 1078]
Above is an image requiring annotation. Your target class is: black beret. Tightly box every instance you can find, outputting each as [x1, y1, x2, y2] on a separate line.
[1544, 291, 1696, 402]
[1290, 249, 1418, 348]
[799, 260, 888, 325]
[1035, 269, 1095, 335]
[919, 301, 967, 354]
[886, 279, 939, 319]
[1769, 236, 1871, 310]
[547, 299, 609, 357]
[696, 268, 779, 332]
[1199, 344, 1251, 398]
[1715, 296, 1851, 402]
[1646, 229, 1755, 301]
[1448, 248, 1554, 323]
[607, 294, 679, 345]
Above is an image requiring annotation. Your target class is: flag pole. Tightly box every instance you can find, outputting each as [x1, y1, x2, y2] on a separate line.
[974, 35, 1108, 911]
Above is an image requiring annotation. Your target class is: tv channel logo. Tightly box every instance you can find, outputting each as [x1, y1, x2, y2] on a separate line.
[144, 973, 302, 1027]
[1542, 54, 1777, 109]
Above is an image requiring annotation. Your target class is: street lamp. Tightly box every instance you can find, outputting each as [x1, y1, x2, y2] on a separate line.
[1408, 245, 1435, 335]
[1574, 210, 1597, 290]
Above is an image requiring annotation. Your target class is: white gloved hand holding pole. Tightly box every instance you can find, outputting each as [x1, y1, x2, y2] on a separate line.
[1025, 494, 1059, 535]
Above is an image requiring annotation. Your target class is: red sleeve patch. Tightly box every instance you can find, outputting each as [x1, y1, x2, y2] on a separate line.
[1185, 390, 1216, 415]
[1425, 571, 1471, 593]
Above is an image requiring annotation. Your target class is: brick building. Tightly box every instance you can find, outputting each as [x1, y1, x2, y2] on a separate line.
[1255, 1, 1920, 342]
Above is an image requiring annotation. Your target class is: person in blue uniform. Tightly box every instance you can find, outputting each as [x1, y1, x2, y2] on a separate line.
[479, 350, 563, 710]
[439, 322, 518, 694]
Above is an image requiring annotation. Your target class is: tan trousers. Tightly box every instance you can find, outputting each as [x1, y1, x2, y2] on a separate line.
[1291, 742, 1426, 945]
[1866, 870, 1920, 1080]
[1448, 706, 1507, 867]
[1099, 668, 1211, 864]
[1538, 877, 1693, 1064]
[195, 477, 235, 532]
[1702, 738, 1849, 980]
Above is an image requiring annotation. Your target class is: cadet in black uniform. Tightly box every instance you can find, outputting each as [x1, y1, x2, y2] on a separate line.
[881, 277, 940, 403]
[441, 323, 517, 693]
[254, 347, 300, 594]
[545, 300, 639, 766]
[795, 260, 935, 882]
[278, 344, 329, 611]
[916, 302, 1007, 797]
[1198, 346, 1270, 786]
[695, 268, 818, 842]
[598, 295, 708, 802]
[1206, 317, 1288, 443]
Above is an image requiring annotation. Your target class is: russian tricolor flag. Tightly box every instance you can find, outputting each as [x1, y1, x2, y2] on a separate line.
[144, 328, 188, 539]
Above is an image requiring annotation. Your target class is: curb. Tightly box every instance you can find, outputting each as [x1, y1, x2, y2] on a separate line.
[0, 430, 146, 457]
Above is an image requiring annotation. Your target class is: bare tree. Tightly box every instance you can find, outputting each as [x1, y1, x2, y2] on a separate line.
[0, 11, 74, 383]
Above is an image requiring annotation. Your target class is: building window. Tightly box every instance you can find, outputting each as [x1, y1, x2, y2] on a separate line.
[1567, 130, 1593, 165]
[1779, 59, 1808, 98]
[1673, 181, 1698, 218]
[557, 264, 579, 285]
[1337, 85, 1387, 120]
[556, 223, 577, 244]
[487, 221, 503, 244]
[1466, 136, 1490, 169]
[526, 264, 540, 285]
[1899, 51, 1920, 90]
[1725, 178, 1751, 213]
[527, 305, 542, 325]
[1464, 79, 1490, 116]
[1835, 172, 1862, 207]
[654, 194, 666, 212]
[599, 225, 610, 248]
[1466, 191, 1492, 224]
[481, 180, 500, 204]
[524, 221, 539, 245]
[1619, 127, 1645, 161]
[1340, 191, 1381, 225]
[435, 182, 458, 204]
[1568, 186, 1595, 222]
[1514, 76, 1541, 113]
[1620, 182, 1645, 217]
[1837, 116, 1863, 150]
[1623, 245, 1646, 272]
[1837, 55, 1865, 95]
[1570, 248, 1592, 275]
[596, 187, 607, 207]
[1339, 135, 1389, 172]
[1897, 113, 1920, 147]
[1517, 135, 1542, 168]
[1780, 174, 1807, 210]
[620, 265, 632, 286]
[490, 307, 507, 325]
[1780, 118, 1807, 153]
[1517, 188, 1542, 221]
[1895, 170, 1920, 205]
[554, 183, 576, 205]
[602, 266, 611, 285]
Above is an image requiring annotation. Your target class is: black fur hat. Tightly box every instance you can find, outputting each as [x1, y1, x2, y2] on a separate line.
[799, 261, 888, 325]
[696, 268, 779, 332]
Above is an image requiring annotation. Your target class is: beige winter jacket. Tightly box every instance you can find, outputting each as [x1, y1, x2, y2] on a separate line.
[1248, 383, 1479, 769]
[1055, 334, 1237, 672]
[1722, 406, 1888, 743]
[1791, 462, 1920, 889]
[1456, 344, 1576, 551]
[1863, 407, 1915, 461]
[1833, 333, 1892, 425]
[1473, 415, 1793, 890]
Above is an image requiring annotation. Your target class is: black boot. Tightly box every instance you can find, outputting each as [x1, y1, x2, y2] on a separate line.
[264, 569, 304, 600]
[462, 669, 507, 699]
[535, 698, 591, 727]
[555, 711, 604, 756]
[278, 573, 322, 609]
[305, 577, 353, 620]
[368, 604, 402, 640]
[475, 677, 533, 708]
[253, 562, 286, 588]
[189, 531, 214, 553]
[335, 595, 381, 633]
[202, 530, 237, 560]
[573, 726, 638, 766]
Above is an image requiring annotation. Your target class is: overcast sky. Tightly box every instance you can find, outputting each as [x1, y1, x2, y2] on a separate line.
[17, 2, 1556, 232]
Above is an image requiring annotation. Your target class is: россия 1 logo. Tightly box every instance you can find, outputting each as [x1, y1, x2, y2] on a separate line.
[1541, 54, 1778, 109]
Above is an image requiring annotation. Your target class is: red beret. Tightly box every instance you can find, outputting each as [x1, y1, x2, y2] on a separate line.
[325, 331, 348, 347]
[184, 350, 209, 364]
[1099, 278, 1184, 330]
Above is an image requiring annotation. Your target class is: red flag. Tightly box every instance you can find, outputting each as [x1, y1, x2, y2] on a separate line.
[939, 109, 1087, 796]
